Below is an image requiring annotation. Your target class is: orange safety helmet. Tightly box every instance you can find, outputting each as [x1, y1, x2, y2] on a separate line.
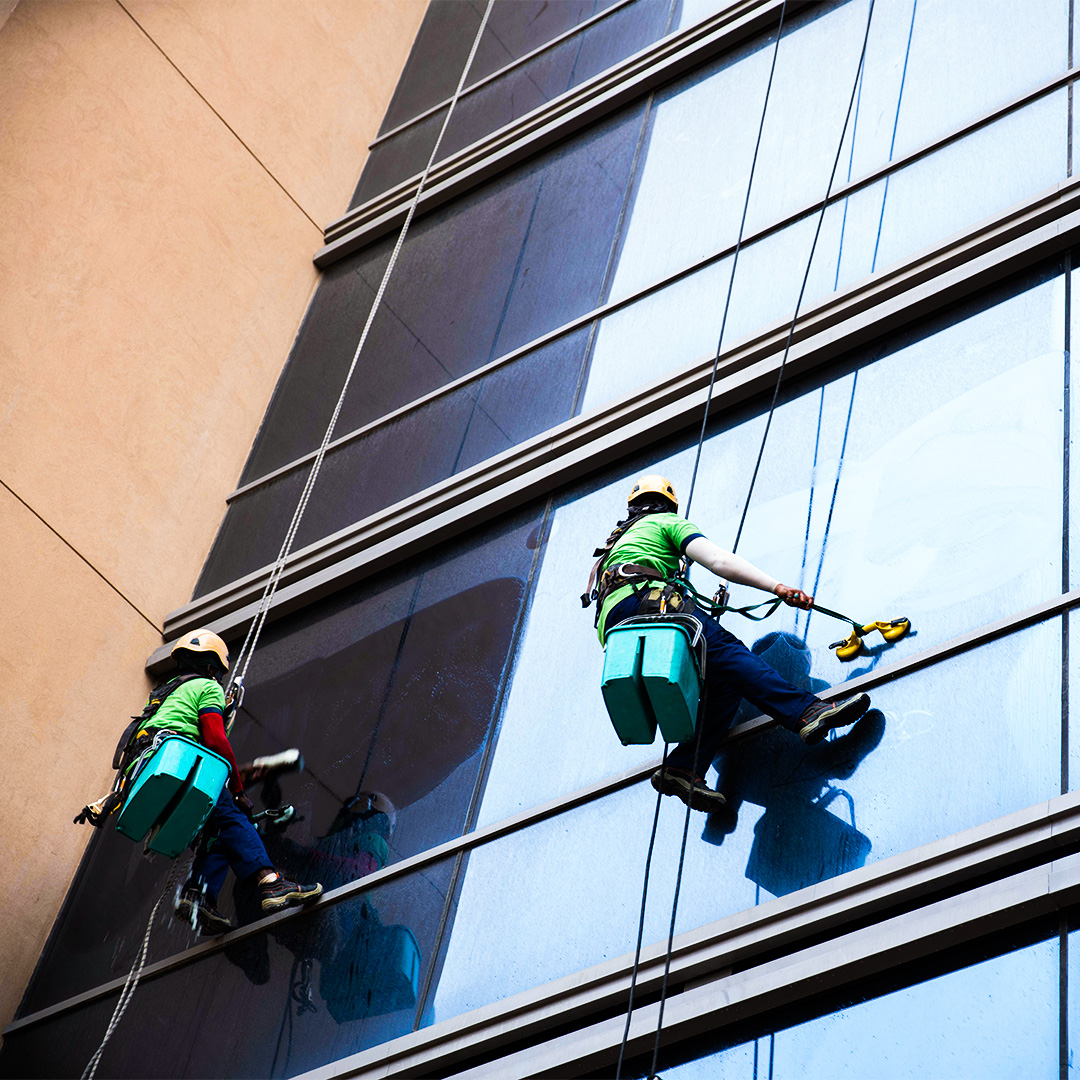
[171, 628, 230, 672]
[627, 474, 678, 510]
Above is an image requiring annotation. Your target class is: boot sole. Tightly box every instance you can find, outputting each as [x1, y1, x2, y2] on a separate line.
[651, 770, 727, 813]
[260, 884, 323, 912]
[800, 693, 871, 746]
[175, 899, 231, 935]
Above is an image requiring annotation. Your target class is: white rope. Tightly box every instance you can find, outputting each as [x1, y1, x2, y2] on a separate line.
[81, 857, 189, 1079]
[228, 0, 497, 693]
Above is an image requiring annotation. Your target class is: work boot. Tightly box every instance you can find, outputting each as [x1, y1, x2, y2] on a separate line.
[651, 766, 728, 813]
[259, 872, 323, 913]
[175, 886, 233, 935]
[797, 693, 871, 746]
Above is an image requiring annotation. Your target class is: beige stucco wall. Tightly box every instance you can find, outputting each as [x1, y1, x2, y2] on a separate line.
[0, 0, 425, 1033]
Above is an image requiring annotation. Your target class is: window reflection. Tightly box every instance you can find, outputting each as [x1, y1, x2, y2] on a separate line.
[707, 632, 883, 898]
[655, 935, 1058, 1079]
[608, 0, 1067, 301]
[582, 91, 1068, 413]
[483, 272, 1064, 820]
[19, 514, 541, 1018]
[437, 621, 1059, 1026]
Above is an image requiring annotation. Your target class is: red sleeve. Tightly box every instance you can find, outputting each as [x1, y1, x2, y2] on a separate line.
[198, 709, 243, 795]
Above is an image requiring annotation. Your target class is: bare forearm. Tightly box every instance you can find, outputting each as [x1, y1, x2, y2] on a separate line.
[683, 537, 778, 593]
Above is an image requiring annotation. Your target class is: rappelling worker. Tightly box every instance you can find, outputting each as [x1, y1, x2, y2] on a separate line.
[587, 475, 871, 811]
[153, 630, 323, 934]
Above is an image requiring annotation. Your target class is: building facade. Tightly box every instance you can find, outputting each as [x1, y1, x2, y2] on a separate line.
[5, 0, 1080, 1076]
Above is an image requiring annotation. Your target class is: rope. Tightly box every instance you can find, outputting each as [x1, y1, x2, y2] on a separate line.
[729, 0, 877, 556]
[684, 2, 788, 521]
[81, 856, 190, 1080]
[615, 10, 788, 1074]
[226, 0, 496, 695]
[638, 2, 878, 1072]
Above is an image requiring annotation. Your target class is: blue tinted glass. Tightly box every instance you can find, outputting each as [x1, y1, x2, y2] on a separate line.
[610, 0, 1067, 299]
[241, 102, 646, 488]
[448, 623, 1059, 1019]
[584, 92, 1068, 412]
[660, 936, 1058, 1078]
[482, 274, 1064, 819]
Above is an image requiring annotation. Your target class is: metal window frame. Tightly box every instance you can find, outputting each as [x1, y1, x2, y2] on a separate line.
[12, 590, 1079, 1042]
[228, 62, 1080, 509]
[156, 174, 1080, 661]
[318, 0, 793, 264]
[365, 0, 639, 151]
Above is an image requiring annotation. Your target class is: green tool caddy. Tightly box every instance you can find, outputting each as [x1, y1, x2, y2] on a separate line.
[115, 734, 230, 858]
[601, 616, 704, 745]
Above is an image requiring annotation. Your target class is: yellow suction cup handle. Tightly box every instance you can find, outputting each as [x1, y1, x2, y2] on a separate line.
[861, 618, 911, 643]
[830, 627, 864, 661]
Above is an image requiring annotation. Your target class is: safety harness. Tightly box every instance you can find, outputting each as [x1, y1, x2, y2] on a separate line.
[581, 513, 696, 628]
[73, 673, 206, 828]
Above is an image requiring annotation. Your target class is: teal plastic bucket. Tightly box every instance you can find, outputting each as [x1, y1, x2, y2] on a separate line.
[601, 623, 701, 745]
[115, 734, 230, 857]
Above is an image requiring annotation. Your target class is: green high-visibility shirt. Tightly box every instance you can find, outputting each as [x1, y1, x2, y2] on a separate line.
[597, 512, 704, 643]
[146, 677, 226, 740]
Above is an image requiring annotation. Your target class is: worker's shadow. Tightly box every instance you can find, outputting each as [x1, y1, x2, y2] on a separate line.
[701, 631, 886, 898]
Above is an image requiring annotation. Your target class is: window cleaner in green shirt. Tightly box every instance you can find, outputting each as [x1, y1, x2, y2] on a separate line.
[588, 475, 871, 812]
[153, 630, 324, 934]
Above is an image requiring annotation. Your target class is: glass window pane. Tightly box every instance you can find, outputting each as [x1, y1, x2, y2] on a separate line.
[1, 860, 457, 1078]
[660, 936, 1059, 1079]
[443, 625, 1059, 1020]
[197, 327, 591, 596]
[353, 0, 674, 207]
[483, 272, 1065, 817]
[242, 102, 646, 487]
[21, 513, 542, 1016]
[584, 91, 1068, 413]
[609, 0, 1068, 300]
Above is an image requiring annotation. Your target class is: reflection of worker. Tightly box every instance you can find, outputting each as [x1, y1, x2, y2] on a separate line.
[588, 476, 870, 812]
[151, 630, 323, 934]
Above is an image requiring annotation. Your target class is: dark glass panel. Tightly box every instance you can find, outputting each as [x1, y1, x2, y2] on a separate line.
[242, 103, 644, 489]
[0, 861, 456, 1079]
[353, 0, 673, 207]
[376, 0, 625, 140]
[199, 327, 590, 595]
[20, 512, 541, 1016]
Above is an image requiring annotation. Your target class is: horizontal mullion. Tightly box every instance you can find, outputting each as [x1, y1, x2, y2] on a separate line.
[17, 590, 1072, 1040]
[364, 0, 639, 152]
[288, 795, 1080, 1078]
[159, 175, 1080, 653]
[235, 64, 1080, 505]
[319, 0, 788, 257]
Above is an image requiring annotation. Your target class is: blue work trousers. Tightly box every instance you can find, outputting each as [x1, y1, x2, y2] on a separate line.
[188, 788, 272, 902]
[607, 595, 819, 777]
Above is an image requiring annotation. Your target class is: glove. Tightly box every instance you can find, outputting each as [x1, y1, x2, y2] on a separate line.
[234, 791, 255, 820]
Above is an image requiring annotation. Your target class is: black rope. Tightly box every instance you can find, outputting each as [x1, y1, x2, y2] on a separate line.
[648, 695, 708, 1080]
[615, 11, 789, 1073]
[685, 1, 788, 522]
[615, 746, 668, 1080]
[729, 0, 877, 556]
[642, 1, 879, 1071]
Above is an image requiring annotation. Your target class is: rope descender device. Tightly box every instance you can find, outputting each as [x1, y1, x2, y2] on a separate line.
[829, 616, 911, 661]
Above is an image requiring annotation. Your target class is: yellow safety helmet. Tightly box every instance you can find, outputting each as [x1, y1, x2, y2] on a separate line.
[171, 628, 230, 672]
[627, 474, 678, 510]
